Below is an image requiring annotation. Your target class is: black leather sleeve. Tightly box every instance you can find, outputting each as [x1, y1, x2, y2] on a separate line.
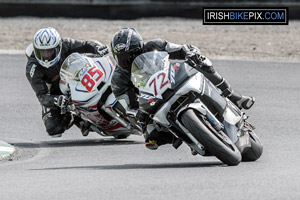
[111, 65, 135, 97]
[25, 57, 58, 108]
[144, 39, 168, 52]
[144, 39, 197, 59]
[111, 65, 139, 109]
[62, 38, 105, 55]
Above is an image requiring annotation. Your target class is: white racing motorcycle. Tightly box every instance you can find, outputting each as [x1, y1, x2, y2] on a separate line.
[59, 53, 141, 139]
[128, 51, 263, 166]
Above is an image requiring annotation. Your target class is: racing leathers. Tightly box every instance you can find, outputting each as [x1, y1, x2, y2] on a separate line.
[26, 38, 109, 136]
[112, 39, 242, 104]
[111, 39, 254, 149]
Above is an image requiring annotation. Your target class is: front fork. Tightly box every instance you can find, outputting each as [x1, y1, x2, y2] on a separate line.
[175, 98, 252, 155]
[174, 99, 225, 155]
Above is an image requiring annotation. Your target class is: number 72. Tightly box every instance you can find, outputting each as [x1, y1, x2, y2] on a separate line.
[148, 72, 169, 96]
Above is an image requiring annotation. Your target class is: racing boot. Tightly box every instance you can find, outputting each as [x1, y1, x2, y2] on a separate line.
[74, 116, 91, 136]
[216, 78, 255, 110]
[224, 89, 255, 110]
[145, 139, 159, 150]
[78, 121, 91, 136]
[145, 128, 159, 150]
[145, 127, 175, 150]
[230, 94, 255, 110]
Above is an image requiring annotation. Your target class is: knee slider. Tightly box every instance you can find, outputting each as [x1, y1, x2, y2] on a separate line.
[45, 118, 65, 136]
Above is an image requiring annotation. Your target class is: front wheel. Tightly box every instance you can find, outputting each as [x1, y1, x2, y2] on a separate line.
[180, 109, 241, 166]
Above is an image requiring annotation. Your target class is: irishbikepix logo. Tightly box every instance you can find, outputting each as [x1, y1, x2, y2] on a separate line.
[203, 8, 288, 25]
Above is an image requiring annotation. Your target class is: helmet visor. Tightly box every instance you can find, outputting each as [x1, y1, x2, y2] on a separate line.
[114, 48, 142, 71]
[34, 46, 60, 62]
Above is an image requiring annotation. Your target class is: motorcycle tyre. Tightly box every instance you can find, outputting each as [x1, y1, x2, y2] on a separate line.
[181, 109, 241, 166]
[242, 131, 263, 161]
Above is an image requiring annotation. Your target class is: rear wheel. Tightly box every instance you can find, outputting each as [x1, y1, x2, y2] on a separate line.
[242, 131, 263, 161]
[181, 109, 241, 166]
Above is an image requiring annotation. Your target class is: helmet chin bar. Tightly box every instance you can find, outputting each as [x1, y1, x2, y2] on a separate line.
[37, 53, 61, 68]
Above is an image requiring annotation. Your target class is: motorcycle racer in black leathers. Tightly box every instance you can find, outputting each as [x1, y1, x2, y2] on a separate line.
[110, 28, 255, 150]
[25, 27, 109, 137]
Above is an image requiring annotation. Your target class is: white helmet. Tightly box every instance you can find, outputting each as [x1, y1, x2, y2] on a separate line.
[33, 27, 62, 68]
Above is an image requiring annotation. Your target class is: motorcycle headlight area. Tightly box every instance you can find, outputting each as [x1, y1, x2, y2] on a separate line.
[60, 68, 80, 82]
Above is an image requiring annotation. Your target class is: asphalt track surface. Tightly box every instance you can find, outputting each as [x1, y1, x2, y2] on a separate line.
[0, 54, 299, 200]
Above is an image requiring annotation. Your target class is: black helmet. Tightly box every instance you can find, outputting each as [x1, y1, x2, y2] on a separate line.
[111, 28, 144, 71]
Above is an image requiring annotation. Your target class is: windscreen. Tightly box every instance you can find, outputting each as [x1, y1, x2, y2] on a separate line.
[131, 51, 169, 87]
[60, 52, 95, 82]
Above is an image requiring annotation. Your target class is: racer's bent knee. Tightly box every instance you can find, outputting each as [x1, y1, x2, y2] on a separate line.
[44, 118, 65, 136]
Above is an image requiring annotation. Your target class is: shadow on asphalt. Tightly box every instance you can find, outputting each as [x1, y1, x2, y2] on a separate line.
[32, 161, 224, 170]
[10, 139, 143, 149]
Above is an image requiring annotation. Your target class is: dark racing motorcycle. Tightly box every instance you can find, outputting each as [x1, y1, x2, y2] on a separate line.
[127, 51, 263, 166]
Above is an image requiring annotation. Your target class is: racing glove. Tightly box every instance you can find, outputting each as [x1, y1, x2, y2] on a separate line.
[54, 95, 69, 109]
[96, 45, 109, 57]
[185, 51, 212, 69]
